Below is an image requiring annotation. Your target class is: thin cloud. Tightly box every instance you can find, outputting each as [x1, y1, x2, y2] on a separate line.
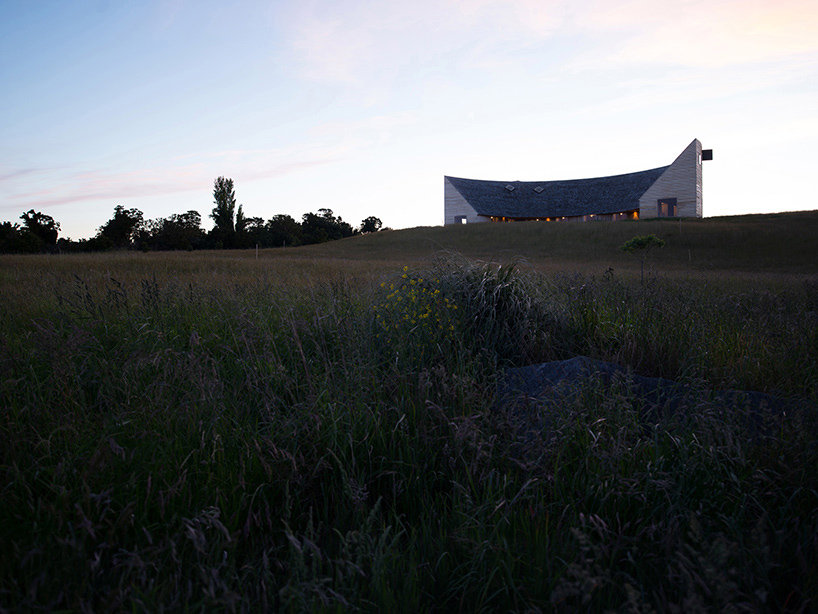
[309, 111, 419, 147]
[566, 58, 816, 120]
[582, 0, 818, 67]
[3, 166, 208, 210]
[1, 146, 346, 211]
[285, 0, 818, 85]
[283, 0, 570, 86]
[0, 166, 63, 182]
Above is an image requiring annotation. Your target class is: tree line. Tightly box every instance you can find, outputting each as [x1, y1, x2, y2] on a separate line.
[0, 176, 384, 254]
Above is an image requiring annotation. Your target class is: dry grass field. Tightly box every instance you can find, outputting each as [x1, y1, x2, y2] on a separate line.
[1, 211, 817, 612]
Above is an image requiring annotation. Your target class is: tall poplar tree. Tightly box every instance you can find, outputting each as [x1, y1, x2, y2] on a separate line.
[210, 177, 236, 234]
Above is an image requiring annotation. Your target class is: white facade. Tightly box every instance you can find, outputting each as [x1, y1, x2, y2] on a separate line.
[444, 177, 485, 225]
[444, 139, 706, 224]
[638, 140, 703, 219]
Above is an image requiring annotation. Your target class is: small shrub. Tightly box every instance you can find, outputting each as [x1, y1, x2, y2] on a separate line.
[620, 234, 666, 284]
[417, 253, 561, 366]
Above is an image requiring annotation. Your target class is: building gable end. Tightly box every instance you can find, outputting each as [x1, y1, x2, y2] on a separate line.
[638, 139, 703, 218]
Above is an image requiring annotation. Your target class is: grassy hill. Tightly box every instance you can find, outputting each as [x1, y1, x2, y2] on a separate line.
[1, 210, 816, 326]
[303, 209, 818, 276]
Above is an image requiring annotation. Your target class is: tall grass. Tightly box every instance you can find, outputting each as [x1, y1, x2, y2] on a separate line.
[1, 250, 816, 612]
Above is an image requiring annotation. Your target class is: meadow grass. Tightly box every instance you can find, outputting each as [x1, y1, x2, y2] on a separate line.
[311, 210, 818, 276]
[1, 215, 817, 612]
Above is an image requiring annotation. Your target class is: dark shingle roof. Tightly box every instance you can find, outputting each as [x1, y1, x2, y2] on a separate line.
[446, 166, 669, 218]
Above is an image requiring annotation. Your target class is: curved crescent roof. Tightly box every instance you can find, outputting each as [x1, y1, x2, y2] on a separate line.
[446, 166, 669, 219]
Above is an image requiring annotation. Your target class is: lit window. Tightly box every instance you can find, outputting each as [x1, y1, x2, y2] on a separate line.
[657, 198, 677, 217]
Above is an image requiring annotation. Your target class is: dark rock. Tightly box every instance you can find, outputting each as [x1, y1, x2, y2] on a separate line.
[497, 356, 813, 438]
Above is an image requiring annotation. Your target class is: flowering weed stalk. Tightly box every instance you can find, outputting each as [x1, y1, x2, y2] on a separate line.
[373, 266, 460, 367]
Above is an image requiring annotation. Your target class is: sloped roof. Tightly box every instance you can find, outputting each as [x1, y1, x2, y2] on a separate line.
[446, 166, 669, 218]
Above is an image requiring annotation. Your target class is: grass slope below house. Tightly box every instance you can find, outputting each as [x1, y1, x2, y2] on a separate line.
[308, 209, 818, 276]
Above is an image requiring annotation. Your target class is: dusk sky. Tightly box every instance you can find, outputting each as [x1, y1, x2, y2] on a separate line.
[2, 0, 817, 240]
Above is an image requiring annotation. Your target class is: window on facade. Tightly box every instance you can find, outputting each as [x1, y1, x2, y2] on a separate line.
[454, 215, 468, 224]
[657, 198, 677, 217]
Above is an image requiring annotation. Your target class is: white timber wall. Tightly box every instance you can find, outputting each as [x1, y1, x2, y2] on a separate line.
[639, 139, 703, 218]
[444, 177, 488, 224]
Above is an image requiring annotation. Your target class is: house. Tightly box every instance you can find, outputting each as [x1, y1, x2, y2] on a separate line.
[444, 139, 711, 224]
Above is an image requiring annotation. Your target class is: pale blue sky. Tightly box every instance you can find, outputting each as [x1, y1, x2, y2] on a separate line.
[2, 0, 817, 240]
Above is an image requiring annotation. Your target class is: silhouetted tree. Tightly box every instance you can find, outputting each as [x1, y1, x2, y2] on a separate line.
[232, 205, 251, 248]
[235, 204, 246, 234]
[266, 214, 302, 247]
[0, 222, 19, 252]
[210, 177, 237, 247]
[237, 216, 266, 248]
[301, 208, 356, 245]
[20, 209, 60, 246]
[80, 235, 115, 252]
[359, 216, 382, 234]
[145, 210, 204, 251]
[0, 221, 40, 253]
[98, 205, 143, 249]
